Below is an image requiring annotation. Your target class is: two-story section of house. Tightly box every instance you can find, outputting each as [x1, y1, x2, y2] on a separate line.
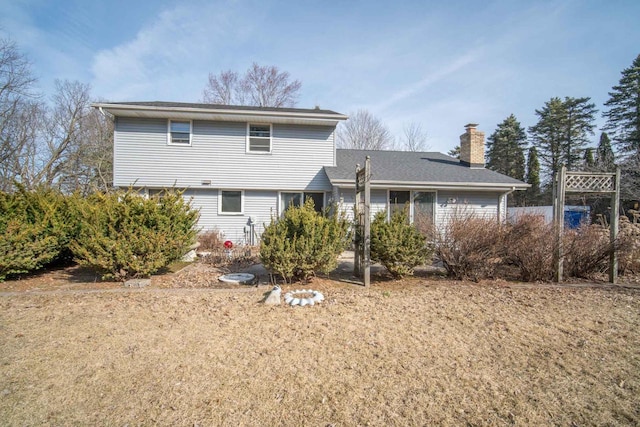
[94, 101, 348, 244]
[97, 101, 529, 245]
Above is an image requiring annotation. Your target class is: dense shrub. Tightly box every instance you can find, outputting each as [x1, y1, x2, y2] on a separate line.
[435, 214, 505, 281]
[370, 209, 430, 278]
[71, 189, 199, 281]
[0, 187, 79, 281]
[260, 199, 350, 283]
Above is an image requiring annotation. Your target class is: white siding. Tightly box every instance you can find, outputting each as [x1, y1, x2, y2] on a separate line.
[436, 191, 501, 226]
[115, 118, 335, 191]
[184, 189, 278, 245]
[336, 188, 404, 221]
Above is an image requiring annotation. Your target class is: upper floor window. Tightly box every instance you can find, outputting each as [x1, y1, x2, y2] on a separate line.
[247, 123, 272, 153]
[168, 120, 191, 145]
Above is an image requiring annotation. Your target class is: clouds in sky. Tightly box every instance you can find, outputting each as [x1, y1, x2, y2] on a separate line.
[1, 0, 639, 152]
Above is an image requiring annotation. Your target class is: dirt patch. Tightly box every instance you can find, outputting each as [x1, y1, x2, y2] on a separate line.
[1, 280, 639, 426]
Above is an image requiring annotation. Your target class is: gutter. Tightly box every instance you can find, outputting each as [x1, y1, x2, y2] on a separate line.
[330, 179, 530, 191]
[91, 102, 348, 121]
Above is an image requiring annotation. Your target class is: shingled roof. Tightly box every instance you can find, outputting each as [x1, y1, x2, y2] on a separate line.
[324, 149, 528, 189]
[98, 101, 344, 116]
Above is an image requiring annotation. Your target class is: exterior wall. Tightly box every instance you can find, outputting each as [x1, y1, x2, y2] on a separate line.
[183, 188, 279, 244]
[337, 187, 503, 227]
[114, 117, 335, 191]
[336, 188, 386, 222]
[436, 191, 501, 226]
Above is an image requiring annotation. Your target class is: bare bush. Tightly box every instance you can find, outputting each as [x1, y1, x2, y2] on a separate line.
[435, 214, 505, 281]
[504, 215, 556, 282]
[564, 224, 615, 279]
[618, 217, 640, 274]
[197, 229, 224, 251]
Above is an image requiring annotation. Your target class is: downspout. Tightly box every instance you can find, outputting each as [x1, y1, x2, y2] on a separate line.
[500, 187, 517, 223]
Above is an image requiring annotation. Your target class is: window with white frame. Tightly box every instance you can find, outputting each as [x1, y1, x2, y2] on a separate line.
[168, 120, 191, 145]
[219, 190, 243, 214]
[247, 123, 272, 153]
[280, 192, 325, 213]
[413, 191, 435, 225]
[389, 190, 410, 218]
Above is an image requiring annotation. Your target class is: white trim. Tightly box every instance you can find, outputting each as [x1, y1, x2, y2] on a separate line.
[94, 102, 348, 122]
[218, 189, 244, 215]
[385, 189, 436, 223]
[246, 123, 272, 154]
[278, 191, 326, 215]
[167, 119, 192, 146]
[387, 189, 412, 221]
[331, 180, 529, 191]
[412, 190, 437, 224]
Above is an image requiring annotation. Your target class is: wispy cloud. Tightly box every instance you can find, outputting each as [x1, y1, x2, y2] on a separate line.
[369, 49, 483, 113]
[90, 1, 256, 101]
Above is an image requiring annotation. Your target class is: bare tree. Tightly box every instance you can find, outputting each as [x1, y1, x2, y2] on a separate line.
[202, 70, 242, 105]
[31, 80, 92, 189]
[336, 110, 395, 150]
[202, 63, 301, 107]
[401, 122, 430, 152]
[0, 37, 41, 191]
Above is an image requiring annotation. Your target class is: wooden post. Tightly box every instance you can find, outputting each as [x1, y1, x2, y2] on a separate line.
[363, 156, 371, 288]
[354, 164, 361, 277]
[609, 167, 621, 283]
[555, 165, 566, 283]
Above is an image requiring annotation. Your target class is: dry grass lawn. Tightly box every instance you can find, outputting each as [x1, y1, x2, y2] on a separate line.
[1, 279, 639, 426]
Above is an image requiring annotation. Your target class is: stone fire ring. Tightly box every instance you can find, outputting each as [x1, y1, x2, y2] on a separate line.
[284, 289, 325, 307]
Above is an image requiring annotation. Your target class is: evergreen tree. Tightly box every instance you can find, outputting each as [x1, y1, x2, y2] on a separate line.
[595, 132, 615, 171]
[563, 97, 598, 168]
[448, 145, 460, 159]
[603, 54, 640, 157]
[486, 114, 527, 180]
[525, 146, 541, 205]
[583, 148, 595, 169]
[528, 96, 597, 179]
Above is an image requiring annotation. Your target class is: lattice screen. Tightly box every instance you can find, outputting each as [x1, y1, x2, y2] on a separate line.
[564, 173, 615, 193]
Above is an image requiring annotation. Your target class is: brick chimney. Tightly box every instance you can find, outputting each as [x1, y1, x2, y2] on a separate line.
[459, 123, 485, 168]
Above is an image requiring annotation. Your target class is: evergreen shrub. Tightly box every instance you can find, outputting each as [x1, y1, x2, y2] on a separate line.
[260, 199, 350, 282]
[0, 187, 76, 281]
[71, 189, 199, 281]
[370, 209, 430, 278]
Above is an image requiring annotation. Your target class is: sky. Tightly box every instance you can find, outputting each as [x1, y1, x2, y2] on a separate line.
[1, 0, 639, 154]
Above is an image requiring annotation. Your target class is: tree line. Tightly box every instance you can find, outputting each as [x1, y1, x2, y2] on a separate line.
[2, 30, 638, 204]
[0, 38, 113, 194]
[484, 52, 640, 206]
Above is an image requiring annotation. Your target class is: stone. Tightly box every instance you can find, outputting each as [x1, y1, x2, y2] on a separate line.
[264, 286, 281, 305]
[181, 249, 197, 262]
[124, 278, 150, 288]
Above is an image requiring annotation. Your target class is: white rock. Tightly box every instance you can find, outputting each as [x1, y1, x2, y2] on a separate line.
[264, 286, 281, 305]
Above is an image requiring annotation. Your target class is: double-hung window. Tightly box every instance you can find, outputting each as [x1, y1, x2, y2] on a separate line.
[219, 190, 243, 215]
[247, 123, 272, 153]
[168, 120, 191, 145]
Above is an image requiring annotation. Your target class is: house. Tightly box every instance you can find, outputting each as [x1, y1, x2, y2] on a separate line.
[94, 102, 528, 243]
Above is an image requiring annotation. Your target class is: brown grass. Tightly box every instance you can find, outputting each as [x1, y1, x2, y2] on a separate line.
[1, 279, 639, 426]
